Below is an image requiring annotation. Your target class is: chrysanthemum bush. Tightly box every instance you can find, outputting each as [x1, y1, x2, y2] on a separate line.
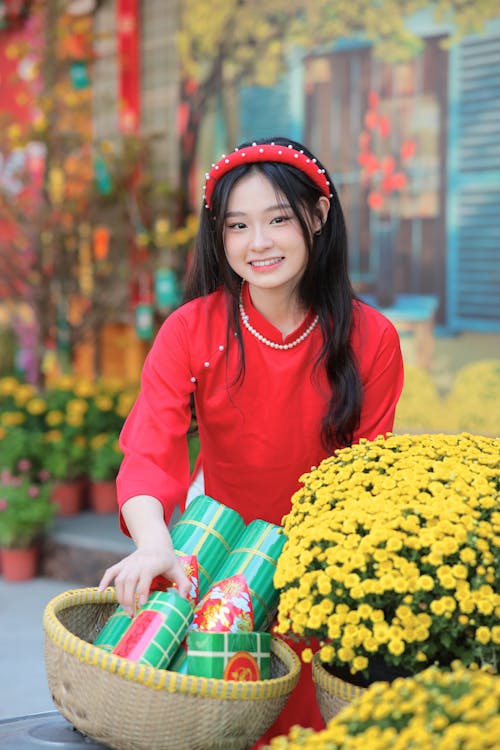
[393, 365, 447, 433]
[264, 663, 500, 750]
[445, 359, 500, 436]
[274, 433, 499, 680]
[394, 360, 500, 436]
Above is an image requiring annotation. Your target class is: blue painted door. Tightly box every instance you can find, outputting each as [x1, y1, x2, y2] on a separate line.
[447, 26, 500, 331]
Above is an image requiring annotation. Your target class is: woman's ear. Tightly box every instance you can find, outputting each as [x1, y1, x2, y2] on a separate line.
[313, 196, 330, 233]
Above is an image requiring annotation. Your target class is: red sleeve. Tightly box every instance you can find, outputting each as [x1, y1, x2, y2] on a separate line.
[352, 308, 404, 443]
[116, 310, 195, 535]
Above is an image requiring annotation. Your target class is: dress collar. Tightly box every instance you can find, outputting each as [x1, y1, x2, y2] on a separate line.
[241, 281, 318, 346]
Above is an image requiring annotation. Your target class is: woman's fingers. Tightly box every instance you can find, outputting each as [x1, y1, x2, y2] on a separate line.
[117, 569, 141, 615]
[97, 556, 141, 614]
[169, 561, 191, 599]
[136, 571, 155, 608]
[97, 560, 122, 592]
[97, 549, 193, 614]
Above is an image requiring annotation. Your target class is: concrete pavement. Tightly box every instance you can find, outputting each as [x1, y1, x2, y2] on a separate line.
[0, 576, 81, 720]
[0, 504, 185, 725]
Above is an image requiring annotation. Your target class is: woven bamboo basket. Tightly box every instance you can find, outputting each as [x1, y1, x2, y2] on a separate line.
[312, 653, 365, 723]
[43, 588, 301, 750]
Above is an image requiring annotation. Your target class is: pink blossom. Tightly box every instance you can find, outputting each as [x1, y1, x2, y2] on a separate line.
[28, 485, 40, 498]
[0, 498, 7, 511]
[17, 459, 32, 472]
[368, 90, 379, 109]
[38, 469, 50, 482]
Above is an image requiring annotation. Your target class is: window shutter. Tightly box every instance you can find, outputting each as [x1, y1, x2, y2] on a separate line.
[447, 28, 500, 330]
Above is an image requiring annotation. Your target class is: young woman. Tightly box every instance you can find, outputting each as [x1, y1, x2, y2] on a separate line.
[99, 137, 404, 743]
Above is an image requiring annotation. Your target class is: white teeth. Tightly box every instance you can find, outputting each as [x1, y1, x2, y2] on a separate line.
[250, 258, 283, 267]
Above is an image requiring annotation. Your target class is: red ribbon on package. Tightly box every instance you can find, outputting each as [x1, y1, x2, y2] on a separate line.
[150, 554, 199, 606]
[116, 0, 140, 133]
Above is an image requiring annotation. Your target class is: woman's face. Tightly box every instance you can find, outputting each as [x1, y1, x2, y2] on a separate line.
[222, 171, 317, 298]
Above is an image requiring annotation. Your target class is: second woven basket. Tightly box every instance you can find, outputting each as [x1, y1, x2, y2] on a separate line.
[312, 652, 365, 723]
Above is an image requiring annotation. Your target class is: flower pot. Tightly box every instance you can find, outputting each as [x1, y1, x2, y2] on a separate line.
[51, 479, 84, 516]
[1, 546, 38, 582]
[312, 653, 365, 722]
[89, 480, 117, 514]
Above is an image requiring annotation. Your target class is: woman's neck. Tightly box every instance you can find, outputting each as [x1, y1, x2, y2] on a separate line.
[246, 282, 308, 339]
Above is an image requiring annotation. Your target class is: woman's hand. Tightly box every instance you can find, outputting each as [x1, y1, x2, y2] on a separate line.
[97, 494, 190, 615]
[98, 545, 191, 615]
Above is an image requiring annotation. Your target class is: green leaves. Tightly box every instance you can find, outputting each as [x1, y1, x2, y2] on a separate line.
[0, 474, 56, 549]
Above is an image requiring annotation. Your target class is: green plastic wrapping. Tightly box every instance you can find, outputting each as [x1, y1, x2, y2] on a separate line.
[187, 631, 271, 680]
[213, 520, 286, 630]
[111, 590, 194, 669]
[93, 605, 131, 652]
[168, 641, 189, 673]
[171, 495, 246, 597]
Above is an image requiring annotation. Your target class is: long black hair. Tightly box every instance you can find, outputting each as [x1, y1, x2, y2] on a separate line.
[184, 136, 363, 450]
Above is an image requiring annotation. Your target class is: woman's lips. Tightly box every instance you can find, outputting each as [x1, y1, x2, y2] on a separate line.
[249, 257, 284, 270]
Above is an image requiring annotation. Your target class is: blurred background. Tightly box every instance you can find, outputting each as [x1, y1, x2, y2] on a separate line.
[0, 0, 499, 443]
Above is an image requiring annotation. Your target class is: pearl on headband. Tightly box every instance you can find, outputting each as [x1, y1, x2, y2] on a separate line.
[203, 143, 333, 208]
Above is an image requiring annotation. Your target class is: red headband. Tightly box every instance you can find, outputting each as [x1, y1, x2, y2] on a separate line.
[203, 142, 333, 209]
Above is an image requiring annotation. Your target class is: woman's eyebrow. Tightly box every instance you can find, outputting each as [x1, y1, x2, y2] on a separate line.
[225, 203, 291, 218]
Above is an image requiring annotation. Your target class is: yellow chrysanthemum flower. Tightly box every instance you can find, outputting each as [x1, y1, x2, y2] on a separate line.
[267, 664, 500, 750]
[275, 433, 499, 679]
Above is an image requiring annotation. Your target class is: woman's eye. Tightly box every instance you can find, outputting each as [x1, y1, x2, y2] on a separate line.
[271, 215, 290, 224]
[226, 222, 246, 230]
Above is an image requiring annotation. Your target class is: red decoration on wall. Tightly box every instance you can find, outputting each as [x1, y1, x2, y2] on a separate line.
[93, 225, 110, 260]
[0, 5, 43, 301]
[116, 0, 140, 134]
[358, 89, 416, 214]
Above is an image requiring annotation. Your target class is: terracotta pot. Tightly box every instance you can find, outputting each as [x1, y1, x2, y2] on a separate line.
[1, 546, 38, 582]
[89, 480, 117, 514]
[51, 479, 84, 516]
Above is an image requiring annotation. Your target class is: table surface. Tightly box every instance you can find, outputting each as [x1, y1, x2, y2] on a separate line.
[0, 711, 110, 749]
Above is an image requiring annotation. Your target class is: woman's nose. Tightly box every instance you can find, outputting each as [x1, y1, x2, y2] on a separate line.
[249, 225, 273, 251]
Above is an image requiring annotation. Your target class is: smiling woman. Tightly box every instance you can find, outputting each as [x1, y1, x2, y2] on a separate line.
[97, 136, 404, 747]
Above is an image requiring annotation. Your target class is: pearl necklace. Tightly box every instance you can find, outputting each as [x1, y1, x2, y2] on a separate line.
[238, 288, 319, 350]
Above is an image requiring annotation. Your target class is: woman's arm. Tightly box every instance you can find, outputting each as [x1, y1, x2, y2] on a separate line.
[353, 316, 405, 442]
[98, 495, 191, 615]
[115, 307, 198, 535]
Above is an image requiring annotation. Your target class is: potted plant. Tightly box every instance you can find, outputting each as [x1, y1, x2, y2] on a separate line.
[0, 467, 56, 581]
[263, 662, 499, 749]
[43, 429, 88, 515]
[83, 380, 136, 513]
[274, 433, 499, 719]
[87, 432, 122, 513]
